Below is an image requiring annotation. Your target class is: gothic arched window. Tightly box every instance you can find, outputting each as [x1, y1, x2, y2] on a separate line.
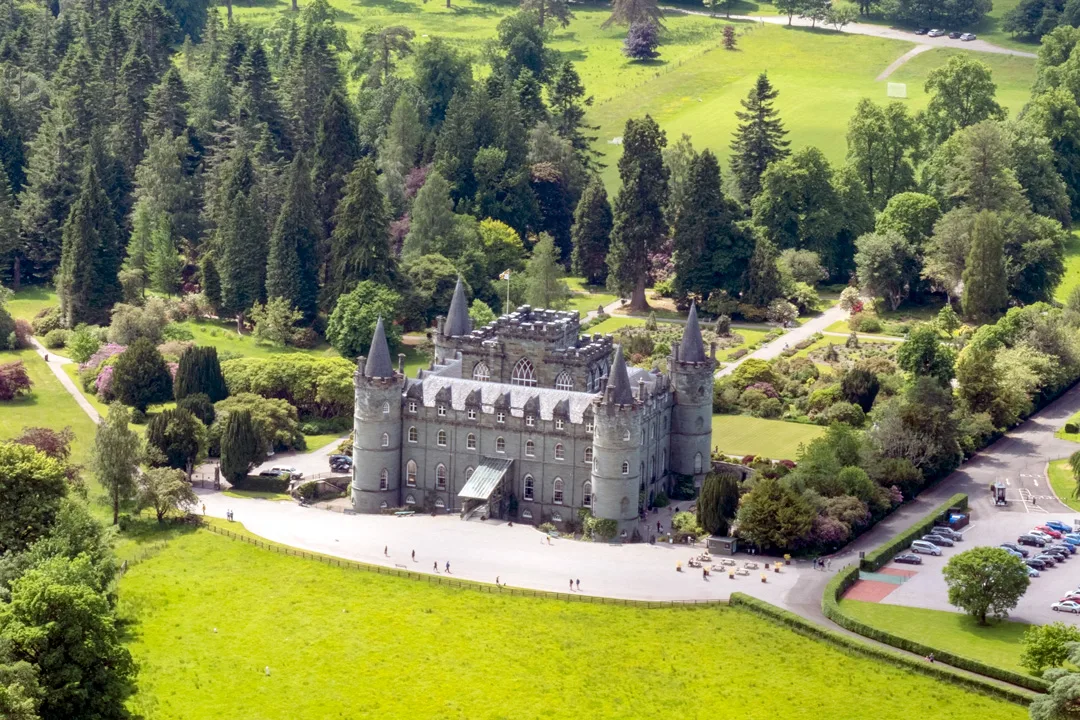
[555, 371, 573, 391]
[554, 443, 564, 460]
[524, 475, 535, 501]
[436, 464, 447, 490]
[694, 452, 703, 474]
[584, 447, 593, 464]
[379, 468, 389, 490]
[583, 481, 592, 507]
[553, 478, 564, 504]
[472, 362, 490, 381]
[406, 460, 417, 487]
[381, 432, 389, 447]
[511, 357, 537, 387]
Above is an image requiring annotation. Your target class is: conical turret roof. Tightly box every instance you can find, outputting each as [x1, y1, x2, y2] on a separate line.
[443, 276, 472, 337]
[604, 345, 635, 405]
[679, 302, 708, 363]
[364, 317, 394, 378]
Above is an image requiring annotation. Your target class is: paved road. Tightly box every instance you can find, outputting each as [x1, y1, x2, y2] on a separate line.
[664, 8, 1037, 59]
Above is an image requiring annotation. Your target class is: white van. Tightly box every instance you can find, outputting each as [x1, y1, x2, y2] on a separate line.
[910, 540, 942, 556]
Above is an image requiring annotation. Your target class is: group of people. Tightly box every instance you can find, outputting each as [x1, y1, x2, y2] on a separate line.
[226, 510, 234, 521]
[813, 558, 832, 570]
[383, 546, 451, 574]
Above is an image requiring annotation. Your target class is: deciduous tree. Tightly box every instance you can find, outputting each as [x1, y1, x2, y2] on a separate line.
[943, 546, 1029, 624]
[138, 466, 198, 521]
[92, 402, 142, 525]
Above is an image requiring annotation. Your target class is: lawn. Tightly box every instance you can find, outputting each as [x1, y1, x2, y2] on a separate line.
[175, 318, 337, 360]
[5, 285, 58, 322]
[0, 349, 98, 466]
[1055, 230, 1080, 304]
[566, 277, 618, 315]
[1048, 458, 1080, 513]
[118, 528, 1025, 720]
[839, 600, 1031, 674]
[1054, 411, 1080, 444]
[223, 489, 293, 502]
[711, 413, 824, 459]
[588, 315, 645, 335]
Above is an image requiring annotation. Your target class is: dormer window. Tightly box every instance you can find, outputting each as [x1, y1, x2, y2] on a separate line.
[555, 418, 564, 430]
[438, 405, 446, 417]
[408, 401, 417, 413]
[468, 408, 477, 420]
[586, 421, 594, 433]
[526, 415, 535, 427]
[497, 411, 505, 423]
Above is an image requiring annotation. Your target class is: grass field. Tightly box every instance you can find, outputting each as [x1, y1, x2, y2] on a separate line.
[1056, 231, 1080, 304]
[566, 277, 618, 315]
[0, 349, 99, 466]
[1048, 458, 1080, 512]
[839, 600, 1030, 673]
[6, 286, 58, 321]
[118, 528, 1026, 720]
[712, 413, 824, 458]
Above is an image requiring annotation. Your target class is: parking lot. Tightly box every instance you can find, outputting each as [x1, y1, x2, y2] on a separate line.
[877, 510, 1080, 625]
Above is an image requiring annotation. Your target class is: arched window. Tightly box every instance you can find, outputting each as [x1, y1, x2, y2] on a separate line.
[694, 452, 703, 473]
[522, 508, 533, 519]
[662, 449, 668, 473]
[472, 362, 490, 381]
[695, 416, 703, 431]
[380, 501, 388, 509]
[583, 481, 592, 507]
[406, 460, 417, 487]
[554, 443, 564, 460]
[465, 466, 474, 479]
[435, 498, 446, 508]
[408, 427, 418, 443]
[621, 461, 629, 475]
[553, 478, 564, 504]
[525, 440, 535, 457]
[623, 429, 631, 441]
[381, 432, 389, 448]
[382, 401, 390, 415]
[496, 437, 505, 453]
[555, 371, 573, 391]
[552, 511, 563, 522]
[584, 447, 593, 464]
[620, 496, 630, 515]
[523, 475, 535, 501]
[511, 357, 537, 387]
[405, 494, 416, 505]
[467, 433, 476, 450]
[437, 430, 447, 447]
[436, 464, 447, 490]
[379, 468, 389, 491]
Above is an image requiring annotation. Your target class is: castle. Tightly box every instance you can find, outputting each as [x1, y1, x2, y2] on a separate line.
[351, 279, 716, 535]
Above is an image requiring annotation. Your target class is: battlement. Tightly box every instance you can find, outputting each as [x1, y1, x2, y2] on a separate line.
[442, 305, 585, 350]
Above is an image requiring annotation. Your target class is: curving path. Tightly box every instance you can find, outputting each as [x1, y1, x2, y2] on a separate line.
[876, 44, 934, 80]
[663, 8, 1037, 59]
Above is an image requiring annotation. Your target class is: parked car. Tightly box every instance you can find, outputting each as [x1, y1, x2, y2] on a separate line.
[922, 534, 954, 547]
[928, 28, 946, 36]
[911, 540, 942, 555]
[948, 30, 962, 38]
[894, 553, 923, 565]
[1045, 546, 1071, 560]
[1062, 536, 1080, 547]
[960, 32, 976, 40]
[1035, 554, 1059, 566]
[914, 27, 929, 35]
[329, 454, 352, 473]
[1053, 601, 1080, 613]
[1000, 542, 1029, 557]
[1029, 530, 1055, 542]
[1055, 543, 1077, 555]
[1060, 594, 1080, 603]
[1065, 533, 1080, 542]
[1026, 558, 1048, 570]
[258, 469, 289, 479]
[1018, 534, 1047, 547]
[266, 466, 303, 480]
[1036, 526, 1063, 538]
[1001, 547, 1024, 559]
[1046, 521, 1072, 533]
[1028, 566, 1041, 577]
[933, 526, 963, 541]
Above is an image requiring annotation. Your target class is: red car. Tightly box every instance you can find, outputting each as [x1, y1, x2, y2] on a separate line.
[1062, 595, 1080, 604]
[1037, 526, 1064, 539]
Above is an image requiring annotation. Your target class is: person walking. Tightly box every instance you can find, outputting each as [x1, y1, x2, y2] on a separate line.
[445, 561, 451, 574]
[569, 579, 574, 591]
[496, 576, 500, 586]
[433, 561, 438, 573]
[202, 503, 206, 516]
[576, 579, 580, 590]
[384, 546, 388, 557]
[411, 550, 415, 561]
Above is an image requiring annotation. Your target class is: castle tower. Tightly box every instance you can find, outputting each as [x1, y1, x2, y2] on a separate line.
[668, 303, 716, 485]
[352, 318, 404, 513]
[590, 345, 643, 534]
[434, 276, 471, 365]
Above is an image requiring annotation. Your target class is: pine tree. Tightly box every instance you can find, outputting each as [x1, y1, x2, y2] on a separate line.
[132, 132, 200, 250]
[175, 346, 228, 402]
[57, 160, 123, 327]
[403, 170, 457, 258]
[730, 72, 790, 202]
[148, 213, 182, 296]
[283, 21, 345, 150]
[146, 66, 191, 139]
[0, 172, 20, 287]
[607, 115, 668, 311]
[325, 158, 391, 307]
[124, 203, 154, 295]
[218, 191, 266, 328]
[961, 211, 1009, 321]
[220, 409, 261, 484]
[0, 94, 27, 194]
[743, 235, 782, 307]
[201, 253, 222, 312]
[312, 89, 361, 240]
[523, 232, 571, 309]
[267, 153, 321, 322]
[112, 39, 157, 172]
[377, 94, 423, 216]
[234, 43, 291, 156]
[672, 149, 750, 299]
[570, 176, 612, 286]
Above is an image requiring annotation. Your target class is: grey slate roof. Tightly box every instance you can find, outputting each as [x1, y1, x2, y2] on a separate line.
[364, 317, 394, 378]
[443, 276, 472, 338]
[458, 457, 514, 500]
[679, 302, 708, 363]
[405, 375, 597, 422]
[604, 345, 635, 405]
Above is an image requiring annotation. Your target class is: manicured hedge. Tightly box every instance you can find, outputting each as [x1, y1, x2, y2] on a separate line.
[731, 592, 1036, 705]
[860, 493, 969, 572]
[231, 474, 290, 493]
[818, 493, 1050, 694]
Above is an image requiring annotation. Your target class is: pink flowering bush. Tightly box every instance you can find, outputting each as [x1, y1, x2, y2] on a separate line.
[80, 343, 126, 372]
[747, 381, 779, 399]
[95, 365, 115, 399]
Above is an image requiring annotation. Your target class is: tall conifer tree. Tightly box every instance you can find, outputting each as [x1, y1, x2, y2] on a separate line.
[743, 235, 783, 307]
[570, 176, 612, 286]
[218, 191, 266, 328]
[267, 153, 321, 322]
[312, 89, 361, 240]
[730, 72, 790, 202]
[961, 211, 1009, 321]
[325, 158, 391, 307]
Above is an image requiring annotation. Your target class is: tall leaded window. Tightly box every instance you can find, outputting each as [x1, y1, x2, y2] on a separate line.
[379, 468, 389, 490]
[694, 452, 703, 474]
[511, 357, 537, 387]
[467, 433, 477, 450]
[555, 371, 573, 391]
[408, 427, 418, 443]
[583, 481, 592, 507]
[436, 464, 447, 490]
[381, 432, 389, 447]
[382, 401, 390, 415]
[523, 475, 535, 501]
[554, 443, 564, 460]
[406, 460, 417, 486]
[437, 430, 447, 446]
[472, 362, 490, 381]
[584, 447, 593, 464]
[496, 437, 505, 453]
[621, 461, 629, 475]
[525, 440, 535, 457]
[553, 478, 564, 504]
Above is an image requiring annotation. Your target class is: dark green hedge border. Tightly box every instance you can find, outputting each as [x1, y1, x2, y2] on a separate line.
[731, 592, 1036, 705]
[820, 493, 1048, 694]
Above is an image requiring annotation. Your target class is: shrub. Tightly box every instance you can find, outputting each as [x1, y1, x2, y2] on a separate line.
[538, 522, 557, 533]
[652, 491, 669, 508]
[849, 312, 882, 333]
[67, 326, 101, 362]
[808, 385, 842, 413]
[1066, 422, 1079, 435]
[156, 340, 194, 361]
[107, 298, 170, 345]
[291, 326, 319, 349]
[31, 306, 61, 335]
[822, 401, 866, 427]
[178, 393, 215, 426]
[715, 315, 731, 336]
[130, 408, 148, 424]
[861, 494, 968, 572]
[220, 410, 263, 484]
[211, 393, 305, 455]
[12, 319, 31, 349]
[162, 323, 195, 341]
[42, 328, 71, 349]
[0, 360, 32, 400]
[0, 305, 14, 349]
[110, 338, 174, 411]
[232, 473, 291, 493]
[221, 356, 355, 419]
[175, 346, 228, 402]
